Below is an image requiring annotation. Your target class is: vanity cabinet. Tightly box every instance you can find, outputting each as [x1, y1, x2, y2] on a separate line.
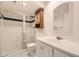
[54, 48, 70, 57]
[36, 40, 73, 57]
[36, 40, 53, 57]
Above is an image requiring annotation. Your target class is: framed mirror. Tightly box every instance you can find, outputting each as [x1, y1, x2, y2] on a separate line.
[53, 2, 73, 36]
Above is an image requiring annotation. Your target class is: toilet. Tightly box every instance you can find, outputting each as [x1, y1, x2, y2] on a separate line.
[26, 42, 37, 56]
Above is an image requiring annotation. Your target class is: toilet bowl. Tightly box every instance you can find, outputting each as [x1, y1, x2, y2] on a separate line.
[26, 42, 37, 56]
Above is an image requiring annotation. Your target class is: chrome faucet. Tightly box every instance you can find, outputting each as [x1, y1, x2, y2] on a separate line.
[56, 36, 63, 40]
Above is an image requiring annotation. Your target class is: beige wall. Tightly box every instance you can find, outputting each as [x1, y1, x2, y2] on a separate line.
[72, 2, 79, 42]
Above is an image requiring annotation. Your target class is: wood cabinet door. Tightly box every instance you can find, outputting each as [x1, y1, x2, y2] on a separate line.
[35, 8, 44, 28]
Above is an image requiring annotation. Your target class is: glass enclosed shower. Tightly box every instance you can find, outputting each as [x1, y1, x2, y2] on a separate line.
[0, 10, 36, 57]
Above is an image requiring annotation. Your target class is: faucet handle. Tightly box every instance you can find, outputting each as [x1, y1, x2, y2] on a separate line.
[56, 36, 63, 40]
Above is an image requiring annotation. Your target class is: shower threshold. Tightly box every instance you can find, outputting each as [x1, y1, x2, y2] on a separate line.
[5, 49, 36, 57]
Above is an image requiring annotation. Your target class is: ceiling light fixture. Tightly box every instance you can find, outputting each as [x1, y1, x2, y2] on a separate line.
[23, 2, 26, 6]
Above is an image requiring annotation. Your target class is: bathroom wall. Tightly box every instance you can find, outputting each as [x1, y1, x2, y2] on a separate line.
[0, 15, 2, 56]
[1, 10, 23, 20]
[72, 2, 79, 42]
[25, 23, 35, 44]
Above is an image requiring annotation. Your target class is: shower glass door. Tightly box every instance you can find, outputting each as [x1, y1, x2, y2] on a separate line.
[0, 11, 23, 56]
[0, 10, 36, 56]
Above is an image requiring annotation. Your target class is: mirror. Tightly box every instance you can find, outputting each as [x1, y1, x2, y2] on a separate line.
[53, 2, 73, 36]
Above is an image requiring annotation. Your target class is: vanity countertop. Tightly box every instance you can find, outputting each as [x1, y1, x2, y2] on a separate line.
[36, 36, 79, 57]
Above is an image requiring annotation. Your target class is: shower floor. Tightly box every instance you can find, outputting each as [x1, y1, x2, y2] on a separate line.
[6, 49, 36, 57]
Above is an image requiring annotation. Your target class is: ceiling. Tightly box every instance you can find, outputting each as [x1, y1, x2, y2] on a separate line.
[0, 1, 50, 16]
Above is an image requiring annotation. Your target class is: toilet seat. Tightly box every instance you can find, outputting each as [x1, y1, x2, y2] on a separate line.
[27, 43, 37, 48]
